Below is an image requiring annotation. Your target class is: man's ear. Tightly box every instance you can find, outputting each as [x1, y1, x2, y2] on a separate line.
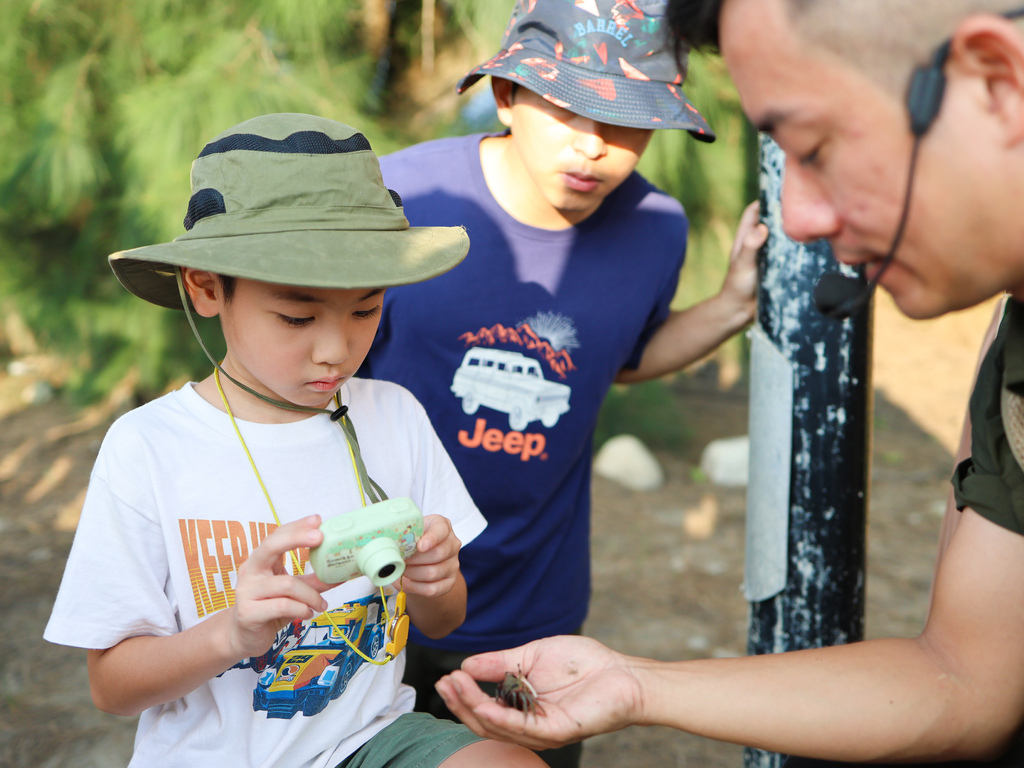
[949, 14, 1024, 145]
[181, 268, 222, 318]
[491, 77, 516, 128]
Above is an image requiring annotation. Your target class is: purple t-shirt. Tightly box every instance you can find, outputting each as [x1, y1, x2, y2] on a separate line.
[360, 133, 688, 651]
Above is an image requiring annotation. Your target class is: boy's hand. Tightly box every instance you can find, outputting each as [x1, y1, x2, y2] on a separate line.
[226, 515, 329, 659]
[719, 200, 766, 309]
[400, 514, 462, 598]
[614, 200, 766, 384]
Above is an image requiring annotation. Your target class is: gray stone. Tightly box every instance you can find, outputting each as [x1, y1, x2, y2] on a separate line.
[699, 435, 750, 487]
[593, 434, 665, 492]
[21, 379, 54, 404]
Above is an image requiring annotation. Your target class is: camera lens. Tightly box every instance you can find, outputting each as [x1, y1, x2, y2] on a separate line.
[357, 538, 406, 586]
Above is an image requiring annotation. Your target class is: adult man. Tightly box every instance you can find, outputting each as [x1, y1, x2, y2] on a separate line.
[434, 2, 1024, 766]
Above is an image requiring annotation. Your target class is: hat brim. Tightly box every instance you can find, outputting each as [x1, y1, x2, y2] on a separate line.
[109, 225, 469, 310]
[458, 51, 715, 141]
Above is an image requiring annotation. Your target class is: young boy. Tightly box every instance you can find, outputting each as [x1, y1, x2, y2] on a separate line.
[358, 2, 766, 763]
[43, 113, 546, 768]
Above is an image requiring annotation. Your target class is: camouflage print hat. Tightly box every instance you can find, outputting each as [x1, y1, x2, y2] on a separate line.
[109, 113, 469, 310]
[457, 0, 714, 141]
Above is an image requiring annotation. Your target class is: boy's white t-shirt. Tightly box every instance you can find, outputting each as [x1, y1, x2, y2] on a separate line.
[44, 378, 486, 768]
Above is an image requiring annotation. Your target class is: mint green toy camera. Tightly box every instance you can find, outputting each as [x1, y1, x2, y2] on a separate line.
[309, 497, 424, 586]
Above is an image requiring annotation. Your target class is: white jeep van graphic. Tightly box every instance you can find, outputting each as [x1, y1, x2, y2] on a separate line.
[451, 348, 571, 431]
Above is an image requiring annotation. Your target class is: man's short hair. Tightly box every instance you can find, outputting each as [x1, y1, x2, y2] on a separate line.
[668, 0, 1024, 94]
[667, 0, 724, 52]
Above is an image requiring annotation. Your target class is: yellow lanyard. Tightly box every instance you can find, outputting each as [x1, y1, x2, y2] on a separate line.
[213, 368, 406, 665]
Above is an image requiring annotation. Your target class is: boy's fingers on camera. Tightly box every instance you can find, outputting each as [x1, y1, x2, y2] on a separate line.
[247, 515, 323, 570]
[415, 514, 461, 557]
[398, 562, 459, 597]
[299, 570, 344, 593]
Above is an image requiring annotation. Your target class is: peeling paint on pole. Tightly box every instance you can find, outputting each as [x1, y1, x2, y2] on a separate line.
[743, 136, 872, 768]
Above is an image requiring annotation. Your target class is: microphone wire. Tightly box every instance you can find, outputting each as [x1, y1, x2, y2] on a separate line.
[817, 132, 923, 319]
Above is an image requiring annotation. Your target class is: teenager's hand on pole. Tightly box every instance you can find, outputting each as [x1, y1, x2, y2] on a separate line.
[400, 514, 462, 598]
[720, 200, 766, 314]
[226, 515, 328, 659]
[435, 635, 644, 750]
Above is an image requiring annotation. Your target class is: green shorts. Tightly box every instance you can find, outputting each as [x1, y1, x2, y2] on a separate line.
[335, 712, 484, 768]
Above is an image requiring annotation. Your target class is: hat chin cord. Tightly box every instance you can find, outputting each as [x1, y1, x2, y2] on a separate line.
[175, 269, 348, 419]
[174, 268, 388, 506]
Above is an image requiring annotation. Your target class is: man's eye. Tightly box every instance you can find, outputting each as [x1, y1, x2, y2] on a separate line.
[799, 146, 821, 167]
[280, 315, 313, 327]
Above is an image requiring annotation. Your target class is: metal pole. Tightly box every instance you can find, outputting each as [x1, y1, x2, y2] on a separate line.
[743, 135, 873, 768]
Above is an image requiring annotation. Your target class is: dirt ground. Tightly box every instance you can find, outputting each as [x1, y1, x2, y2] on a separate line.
[0, 292, 1004, 768]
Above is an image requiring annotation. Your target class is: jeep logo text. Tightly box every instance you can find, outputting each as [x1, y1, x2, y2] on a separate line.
[457, 418, 547, 461]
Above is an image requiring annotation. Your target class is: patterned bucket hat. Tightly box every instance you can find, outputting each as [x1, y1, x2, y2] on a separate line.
[457, 0, 714, 140]
[109, 113, 470, 310]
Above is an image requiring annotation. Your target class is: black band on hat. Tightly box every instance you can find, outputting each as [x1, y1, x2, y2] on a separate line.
[198, 130, 372, 158]
[108, 112, 470, 311]
[183, 188, 227, 231]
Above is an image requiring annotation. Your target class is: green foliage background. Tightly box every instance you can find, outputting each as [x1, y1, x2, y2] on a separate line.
[0, 0, 753, 406]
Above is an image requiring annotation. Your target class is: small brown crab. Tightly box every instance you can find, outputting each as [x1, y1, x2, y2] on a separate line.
[495, 666, 545, 716]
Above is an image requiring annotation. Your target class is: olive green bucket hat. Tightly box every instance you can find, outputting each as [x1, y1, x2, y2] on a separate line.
[109, 113, 469, 309]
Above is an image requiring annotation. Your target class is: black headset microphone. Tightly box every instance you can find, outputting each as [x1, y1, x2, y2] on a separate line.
[814, 7, 1024, 320]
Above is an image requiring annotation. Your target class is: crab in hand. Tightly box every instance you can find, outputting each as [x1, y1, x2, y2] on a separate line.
[494, 665, 545, 717]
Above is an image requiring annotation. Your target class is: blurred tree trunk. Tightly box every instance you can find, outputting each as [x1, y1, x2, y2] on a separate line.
[422, 0, 436, 74]
[361, 0, 392, 60]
